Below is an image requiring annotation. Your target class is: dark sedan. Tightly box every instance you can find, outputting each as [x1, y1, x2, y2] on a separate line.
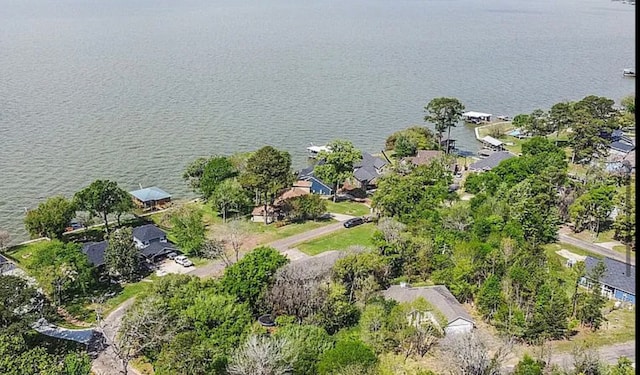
[343, 217, 365, 228]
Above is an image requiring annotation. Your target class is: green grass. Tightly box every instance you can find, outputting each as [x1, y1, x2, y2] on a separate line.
[551, 304, 636, 351]
[4, 239, 52, 267]
[325, 201, 371, 216]
[296, 223, 376, 255]
[253, 219, 335, 244]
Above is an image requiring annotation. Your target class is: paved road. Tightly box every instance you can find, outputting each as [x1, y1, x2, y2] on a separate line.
[268, 221, 348, 251]
[92, 298, 141, 375]
[558, 233, 635, 266]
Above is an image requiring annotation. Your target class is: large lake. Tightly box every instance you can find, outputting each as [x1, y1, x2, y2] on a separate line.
[0, 0, 635, 243]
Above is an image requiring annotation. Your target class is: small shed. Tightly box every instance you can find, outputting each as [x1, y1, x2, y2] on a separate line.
[462, 111, 492, 124]
[251, 205, 279, 224]
[129, 187, 172, 210]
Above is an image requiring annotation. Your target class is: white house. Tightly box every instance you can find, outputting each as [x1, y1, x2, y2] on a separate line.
[382, 284, 475, 335]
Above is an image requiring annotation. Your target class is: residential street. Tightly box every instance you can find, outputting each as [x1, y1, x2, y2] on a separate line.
[558, 229, 635, 266]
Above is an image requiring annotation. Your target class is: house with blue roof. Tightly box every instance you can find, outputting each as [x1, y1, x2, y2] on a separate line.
[581, 256, 635, 304]
[297, 162, 334, 196]
[129, 186, 171, 210]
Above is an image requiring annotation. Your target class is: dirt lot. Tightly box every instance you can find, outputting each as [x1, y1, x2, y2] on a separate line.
[154, 259, 193, 276]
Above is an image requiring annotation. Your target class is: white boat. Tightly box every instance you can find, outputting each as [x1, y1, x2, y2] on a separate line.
[306, 144, 331, 158]
[622, 68, 635, 77]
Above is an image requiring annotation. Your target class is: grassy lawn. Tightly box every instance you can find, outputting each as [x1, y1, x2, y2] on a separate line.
[252, 219, 335, 244]
[4, 239, 52, 267]
[325, 200, 371, 216]
[567, 229, 617, 244]
[297, 223, 377, 255]
[551, 303, 636, 351]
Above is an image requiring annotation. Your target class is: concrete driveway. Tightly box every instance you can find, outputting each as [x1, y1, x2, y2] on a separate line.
[154, 259, 193, 276]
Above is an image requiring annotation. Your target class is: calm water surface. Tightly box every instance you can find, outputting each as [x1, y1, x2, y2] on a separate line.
[0, 0, 635, 243]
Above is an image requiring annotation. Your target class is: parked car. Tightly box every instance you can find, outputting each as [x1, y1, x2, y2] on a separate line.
[166, 252, 178, 260]
[343, 217, 365, 228]
[174, 255, 193, 267]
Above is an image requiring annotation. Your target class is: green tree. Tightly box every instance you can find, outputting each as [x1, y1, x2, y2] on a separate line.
[169, 206, 206, 256]
[394, 134, 418, 158]
[523, 109, 551, 137]
[29, 241, 95, 305]
[24, 196, 76, 239]
[569, 110, 611, 164]
[477, 274, 504, 320]
[63, 352, 92, 375]
[200, 156, 238, 200]
[512, 114, 531, 131]
[333, 251, 390, 303]
[385, 126, 438, 152]
[105, 227, 140, 282]
[240, 146, 293, 224]
[512, 354, 545, 375]
[314, 140, 362, 202]
[612, 183, 635, 249]
[317, 339, 377, 375]
[74, 179, 131, 234]
[281, 194, 327, 222]
[210, 178, 251, 222]
[569, 185, 616, 236]
[219, 246, 289, 314]
[549, 101, 574, 145]
[424, 97, 465, 154]
[574, 95, 618, 122]
[183, 157, 210, 192]
[576, 261, 607, 330]
[0, 275, 48, 333]
[609, 357, 635, 375]
[274, 324, 333, 375]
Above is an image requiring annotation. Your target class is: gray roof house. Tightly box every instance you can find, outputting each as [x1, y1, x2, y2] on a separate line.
[81, 224, 178, 267]
[582, 256, 635, 304]
[382, 284, 475, 335]
[469, 151, 514, 171]
[132, 224, 176, 262]
[81, 241, 108, 267]
[353, 152, 388, 189]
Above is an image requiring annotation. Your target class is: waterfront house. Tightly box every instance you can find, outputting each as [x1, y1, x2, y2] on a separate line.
[382, 284, 475, 335]
[581, 256, 635, 304]
[129, 186, 172, 210]
[468, 151, 514, 172]
[298, 164, 334, 196]
[462, 111, 492, 124]
[132, 224, 178, 263]
[81, 224, 178, 267]
[353, 152, 389, 190]
[480, 135, 505, 151]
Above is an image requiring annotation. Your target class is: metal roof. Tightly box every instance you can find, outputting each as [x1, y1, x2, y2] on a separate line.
[585, 256, 635, 295]
[132, 224, 167, 243]
[481, 135, 503, 147]
[469, 151, 514, 171]
[129, 187, 171, 202]
[382, 285, 474, 325]
[463, 111, 492, 118]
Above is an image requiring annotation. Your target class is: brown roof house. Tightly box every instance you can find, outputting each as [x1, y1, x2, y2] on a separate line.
[251, 181, 312, 224]
[382, 284, 475, 335]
